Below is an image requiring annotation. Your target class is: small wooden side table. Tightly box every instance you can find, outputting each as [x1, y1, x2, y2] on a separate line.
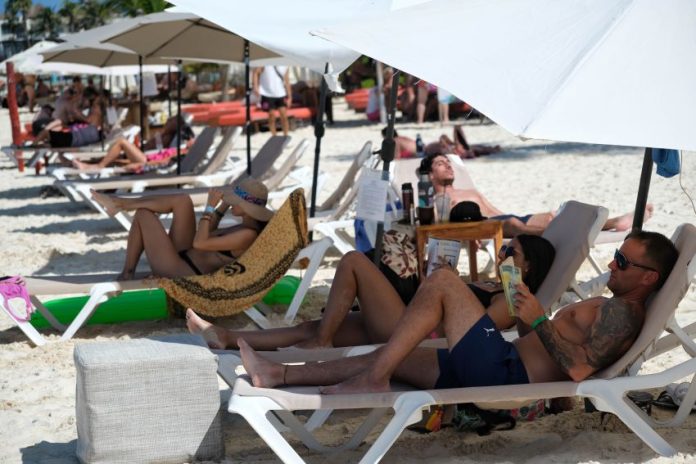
[415, 220, 503, 282]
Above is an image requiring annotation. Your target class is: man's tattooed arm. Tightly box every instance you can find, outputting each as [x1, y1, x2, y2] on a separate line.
[534, 298, 641, 381]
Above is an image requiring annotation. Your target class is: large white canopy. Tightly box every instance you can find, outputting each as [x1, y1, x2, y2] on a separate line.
[0, 41, 58, 73]
[168, 0, 426, 90]
[313, 0, 696, 151]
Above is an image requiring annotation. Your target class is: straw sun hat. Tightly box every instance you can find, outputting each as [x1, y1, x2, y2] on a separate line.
[221, 178, 274, 222]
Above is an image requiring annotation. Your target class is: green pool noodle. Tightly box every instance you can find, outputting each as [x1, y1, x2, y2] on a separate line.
[30, 289, 168, 329]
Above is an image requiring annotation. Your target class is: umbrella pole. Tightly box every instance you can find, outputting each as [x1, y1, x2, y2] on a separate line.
[6, 61, 23, 171]
[139, 55, 145, 151]
[167, 65, 172, 116]
[310, 63, 330, 220]
[632, 147, 653, 231]
[177, 59, 182, 176]
[244, 39, 252, 176]
[373, 70, 400, 266]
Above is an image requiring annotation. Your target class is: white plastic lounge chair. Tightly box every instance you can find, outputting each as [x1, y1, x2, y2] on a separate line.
[214, 199, 608, 434]
[2, 213, 331, 347]
[310, 142, 380, 254]
[221, 223, 696, 462]
[52, 127, 222, 194]
[1, 124, 140, 169]
[86, 136, 306, 231]
[59, 132, 286, 206]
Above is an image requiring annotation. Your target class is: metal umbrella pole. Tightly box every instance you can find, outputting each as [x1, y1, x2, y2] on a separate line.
[167, 64, 172, 116]
[176, 59, 183, 175]
[244, 39, 252, 176]
[309, 63, 330, 219]
[632, 147, 654, 231]
[139, 55, 145, 151]
[373, 69, 401, 265]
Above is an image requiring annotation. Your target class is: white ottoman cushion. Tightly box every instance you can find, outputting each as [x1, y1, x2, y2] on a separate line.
[74, 335, 223, 463]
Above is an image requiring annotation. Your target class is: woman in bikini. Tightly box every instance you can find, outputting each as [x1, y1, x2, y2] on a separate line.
[70, 115, 192, 172]
[186, 234, 555, 350]
[91, 178, 274, 281]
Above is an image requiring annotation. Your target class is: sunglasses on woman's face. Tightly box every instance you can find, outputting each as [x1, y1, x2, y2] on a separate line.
[499, 245, 516, 259]
[614, 249, 659, 274]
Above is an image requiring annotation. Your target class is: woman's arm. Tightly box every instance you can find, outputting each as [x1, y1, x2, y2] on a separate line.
[192, 189, 257, 254]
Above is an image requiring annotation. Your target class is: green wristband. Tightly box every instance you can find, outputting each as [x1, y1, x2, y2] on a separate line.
[530, 314, 548, 330]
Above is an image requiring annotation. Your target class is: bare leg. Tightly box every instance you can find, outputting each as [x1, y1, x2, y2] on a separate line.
[296, 251, 406, 348]
[117, 197, 196, 279]
[73, 138, 146, 170]
[268, 109, 278, 136]
[239, 338, 441, 390]
[278, 106, 289, 137]
[438, 102, 449, 125]
[322, 269, 486, 394]
[127, 208, 197, 278]
[416, 85, 428, 124]
[603, 204, 654, 231]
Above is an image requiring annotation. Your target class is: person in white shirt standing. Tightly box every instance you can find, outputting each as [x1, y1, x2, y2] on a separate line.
[253, 65, 292, 137]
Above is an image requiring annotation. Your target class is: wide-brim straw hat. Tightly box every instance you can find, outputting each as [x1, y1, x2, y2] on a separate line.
[222, 178, 274, 222]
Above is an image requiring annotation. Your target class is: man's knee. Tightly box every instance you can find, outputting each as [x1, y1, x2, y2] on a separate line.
[424, 268, 462, 290]
[340, 250, 370, 271]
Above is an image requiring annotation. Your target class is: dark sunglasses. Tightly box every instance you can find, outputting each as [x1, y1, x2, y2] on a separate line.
[499, 245, 516, 259]
[614, 249, 659, 274]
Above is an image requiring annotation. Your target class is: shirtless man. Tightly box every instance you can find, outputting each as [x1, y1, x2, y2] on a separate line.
[239, 230, 678, 393]
[421, 152, 653, 236]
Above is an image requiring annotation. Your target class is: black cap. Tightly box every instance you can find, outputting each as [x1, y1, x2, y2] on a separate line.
[449, 201, 486, 222]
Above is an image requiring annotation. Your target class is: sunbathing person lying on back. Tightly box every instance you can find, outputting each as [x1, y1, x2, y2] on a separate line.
[421, 152, 654, 237]
[239, 230, 677, 395]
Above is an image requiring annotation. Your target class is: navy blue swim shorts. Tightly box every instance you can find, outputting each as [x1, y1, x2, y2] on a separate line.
[491, 214, 533, 224]
[435, 313, 529, 389]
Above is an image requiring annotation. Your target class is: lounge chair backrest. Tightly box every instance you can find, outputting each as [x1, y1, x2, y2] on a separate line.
[317, 141, 373, 212]
[598, 223, 696, 379]
[263, 139, 309, 190]
[252, 135, 290, 177]
[198, 126, 242, 175]
[535, 201, 608, 310]
[391, 154, 475, 195]
[179, 126, 219, 174]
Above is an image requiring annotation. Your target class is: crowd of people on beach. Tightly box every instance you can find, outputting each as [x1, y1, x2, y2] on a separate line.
[1, 57, 684, 457]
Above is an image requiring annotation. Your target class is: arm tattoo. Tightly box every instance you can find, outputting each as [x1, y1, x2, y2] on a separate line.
[586, 298, 642, 370]
[534, 320, 580, 375]
[535, 298, 642, 377]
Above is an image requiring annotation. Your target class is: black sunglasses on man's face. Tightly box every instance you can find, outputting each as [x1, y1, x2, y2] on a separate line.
[614, 249, 659, 274]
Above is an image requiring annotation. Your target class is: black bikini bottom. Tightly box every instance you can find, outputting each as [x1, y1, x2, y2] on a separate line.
[178, 250, 203, 275]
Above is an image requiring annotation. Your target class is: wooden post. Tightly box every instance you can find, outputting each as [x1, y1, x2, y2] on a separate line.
[6, 61, 23, 171]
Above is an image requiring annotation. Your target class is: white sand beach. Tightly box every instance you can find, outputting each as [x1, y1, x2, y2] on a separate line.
[1, 101, 695, 463]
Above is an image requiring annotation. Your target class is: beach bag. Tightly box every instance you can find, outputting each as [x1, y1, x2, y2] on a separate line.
[0, 276, 34, 322]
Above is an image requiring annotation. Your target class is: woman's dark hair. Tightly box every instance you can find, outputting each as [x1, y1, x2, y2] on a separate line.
[516, 234, 556, 294]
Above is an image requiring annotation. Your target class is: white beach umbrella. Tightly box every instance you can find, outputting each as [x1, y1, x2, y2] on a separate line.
[0, 40, 58, 73]
[100, 11, 282, 175]
[167, 0, 427, 215]
[314, 0, 696, 228]
[313, 0, 696, 152]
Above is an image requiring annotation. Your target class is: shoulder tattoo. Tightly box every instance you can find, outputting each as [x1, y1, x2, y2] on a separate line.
[586, 298, 642, 370]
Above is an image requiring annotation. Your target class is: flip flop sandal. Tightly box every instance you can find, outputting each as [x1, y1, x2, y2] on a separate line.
[652, 391, 678, 410]
[0, 276, 34, 322]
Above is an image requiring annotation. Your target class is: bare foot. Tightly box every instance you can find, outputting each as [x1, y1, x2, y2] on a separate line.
[91, 189, 120, 217]
[185, 308, 228, 349]
[319, 370, 390, 395]
[605, 204, 654, 231]
[238, 338, 285, 388]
